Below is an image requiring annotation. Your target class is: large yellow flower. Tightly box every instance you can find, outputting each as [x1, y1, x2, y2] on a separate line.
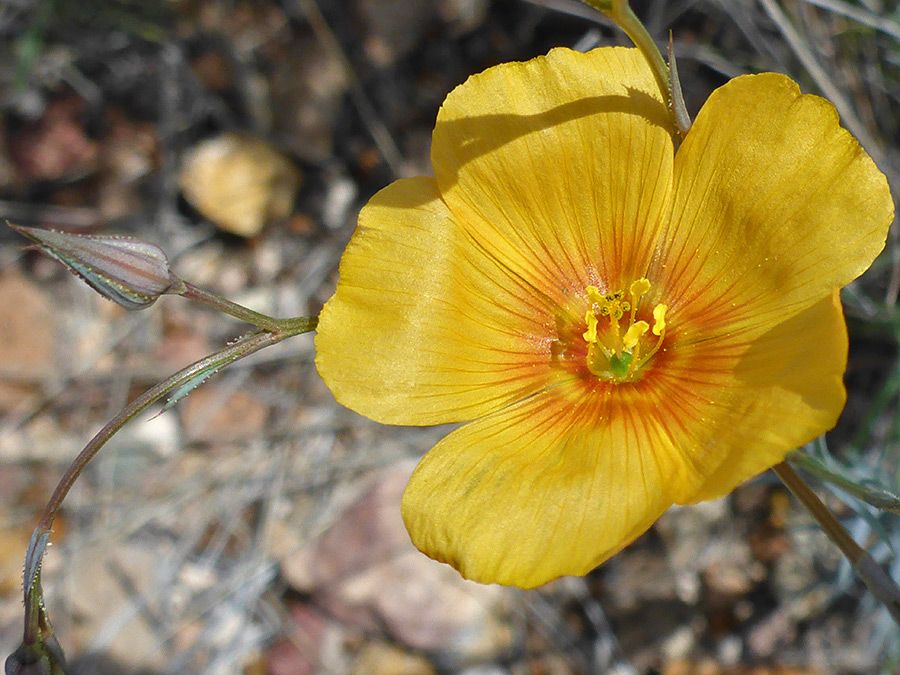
[315, 47, 894, 588]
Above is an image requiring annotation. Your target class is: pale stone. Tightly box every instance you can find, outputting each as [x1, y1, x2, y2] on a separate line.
[179, 134, 301, 237]
[279, 463, 517, 666]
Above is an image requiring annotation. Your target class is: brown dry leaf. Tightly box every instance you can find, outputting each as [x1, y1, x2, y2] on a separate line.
[179, 133, 301, 237]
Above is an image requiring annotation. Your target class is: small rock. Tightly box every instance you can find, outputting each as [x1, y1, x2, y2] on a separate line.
[458, 667, 507, 675]
[321, 172, 358, 230]
[715, 634, 742, 666]
[265, 603, 347, 675]
[0, 272, 56, 381]
[438, 0, 489, 32]
[703, 550, 754, 599]
[747, 609, 795, 659]
[179, 133, 301, 237]
[604, 550, 675, 612]
[353, 643, 436, 675]
[661, 626, 694, 662]
[65, 540, 170, 672]
[280, 463, 517, 666]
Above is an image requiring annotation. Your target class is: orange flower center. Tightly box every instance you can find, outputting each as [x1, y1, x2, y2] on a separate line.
[582, 278, 667, 383]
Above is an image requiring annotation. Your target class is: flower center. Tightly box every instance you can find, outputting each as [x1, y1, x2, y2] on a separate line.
[582, 278, 667, 383]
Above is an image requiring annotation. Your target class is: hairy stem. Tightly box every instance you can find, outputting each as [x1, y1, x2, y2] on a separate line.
[177, 281, 317, 333]
[789, 449, 900, 515]
[773, 461, 900, 626]
[579, 0, 689, 138]
[33, 324, 311, 537]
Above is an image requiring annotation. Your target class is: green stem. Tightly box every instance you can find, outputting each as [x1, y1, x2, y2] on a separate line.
[176, 281, 316, 333]
[33, 326, 308, 537]
[17, 317, 316, 655]
[789, 450, 900, 515]
[14, 321, 316, 673]
[609, 0, 671, 106]
[773, 462, 900, 626]
[579, 0, 689, 138]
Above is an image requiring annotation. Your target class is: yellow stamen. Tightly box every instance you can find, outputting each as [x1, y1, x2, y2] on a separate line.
[629, 277, 651, 324]
[581, 281, 667, 383]
[629, 278, 651, 300]
[634, 303, 669, 370]
[609, 313, 622, 352]
[652, 304, 667, 336]
[622, 321, 649, 350]
[583, 310, 598, 343]
[586, 286, 605, 306]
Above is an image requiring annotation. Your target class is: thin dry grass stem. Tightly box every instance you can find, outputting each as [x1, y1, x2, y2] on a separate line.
[758, 0, 883, 165]
[157, 43, 188, 242]
[0, 201, 99, 228]
[673, 40, 747, 79]
[888, 246, 900, 310]
[774, 462, 900, 627]
[33, 330, 295, 538]
[520, 0, 614, 24]
[714, 0, 790, 70]
[566, 577, 631, 672]
[293, 0, 405, 178]
[800, 0, 900, 40]
[13, 311, 152, 429]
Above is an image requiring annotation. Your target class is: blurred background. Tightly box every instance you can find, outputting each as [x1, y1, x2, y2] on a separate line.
[0, 0, 899, 673]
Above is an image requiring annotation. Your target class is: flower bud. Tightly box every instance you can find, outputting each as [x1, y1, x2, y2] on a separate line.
[10, 224, 179, 310]
[5, 636, 66, 675]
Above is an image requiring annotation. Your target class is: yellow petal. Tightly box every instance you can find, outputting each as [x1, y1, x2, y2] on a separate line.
[397, 295, 847, 588]
[315, 176, 571, 426]
[432, 47, 675, 297]
[397, 293, 847, 588]
[401, 380, 698, 588]
[683, 292, 847, 502]
[657, 73, 892, 337]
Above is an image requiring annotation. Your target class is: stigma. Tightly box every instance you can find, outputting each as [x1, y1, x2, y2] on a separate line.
[582, 278, 667, 383]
